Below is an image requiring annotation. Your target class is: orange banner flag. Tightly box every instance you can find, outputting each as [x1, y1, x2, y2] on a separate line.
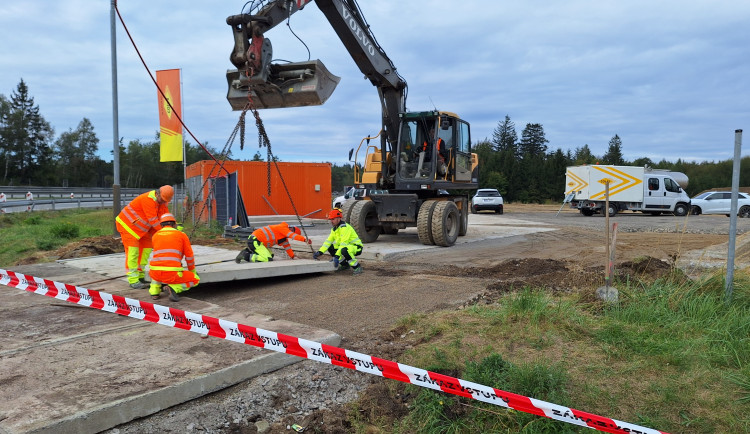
[156, 69, 183, 162]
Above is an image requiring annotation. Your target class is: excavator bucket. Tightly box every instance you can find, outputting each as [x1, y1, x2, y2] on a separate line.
[226, 60, 341, 110]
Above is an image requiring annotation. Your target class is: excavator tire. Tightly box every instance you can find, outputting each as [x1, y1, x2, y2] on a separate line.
[340, 200, 357, 223]
[350, 200, 380, 243]
[458, 199, 469, 236]
[431, 201, 459, 247]
[417, 200, 439, 245]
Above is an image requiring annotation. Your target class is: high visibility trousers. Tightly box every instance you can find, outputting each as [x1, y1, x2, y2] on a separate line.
[148, 269, 200, 296]
[117, 223, 152, 284]
[244, 237, 274, 262]
[327, 244, 362, 268]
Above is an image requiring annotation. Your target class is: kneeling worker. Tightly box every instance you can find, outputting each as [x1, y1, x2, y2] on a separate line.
[313, 209, 363, 274]
[148, 213, 200, 302]
[235, 222, 312, 263]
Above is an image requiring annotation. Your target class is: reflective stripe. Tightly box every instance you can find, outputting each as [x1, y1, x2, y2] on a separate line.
[116, 216, 142, 240]
[149, 265, 184, 271]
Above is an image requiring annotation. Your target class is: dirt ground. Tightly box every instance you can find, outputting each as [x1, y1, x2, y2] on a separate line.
[24, 204, 743, 433]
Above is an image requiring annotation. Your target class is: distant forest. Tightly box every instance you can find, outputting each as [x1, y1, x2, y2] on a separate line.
[1, 79, 747, 202]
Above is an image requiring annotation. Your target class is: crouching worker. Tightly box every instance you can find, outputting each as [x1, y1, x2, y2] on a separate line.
[312, 209, 363, 274]
[235, 222, 312, 263]
[148, 213, 200, 302]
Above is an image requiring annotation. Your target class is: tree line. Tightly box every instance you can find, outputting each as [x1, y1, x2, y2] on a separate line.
[1, 80, 745, 199]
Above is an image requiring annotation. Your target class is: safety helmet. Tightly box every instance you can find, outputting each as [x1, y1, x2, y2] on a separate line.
[289, 226, 301, 235]
[159, 185, 174, 202]
[159, 213, 177, 224]
[327, 209, 343, 220]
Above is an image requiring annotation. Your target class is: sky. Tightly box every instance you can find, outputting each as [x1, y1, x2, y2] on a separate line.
[1, 0, 749, 166]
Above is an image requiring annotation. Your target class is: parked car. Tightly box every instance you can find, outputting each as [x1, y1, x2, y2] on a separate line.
[332, 187, 360, 208]
[690, 191, 750, 217]
[471, 189, 504, 214]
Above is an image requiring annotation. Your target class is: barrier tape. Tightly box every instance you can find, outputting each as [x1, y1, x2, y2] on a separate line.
[0, 269, 666, 434]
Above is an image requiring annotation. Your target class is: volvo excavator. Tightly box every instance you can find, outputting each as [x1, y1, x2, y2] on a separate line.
[226, 0, 479, 246]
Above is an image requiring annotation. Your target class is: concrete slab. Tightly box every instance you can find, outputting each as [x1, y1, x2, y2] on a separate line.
[56, 245, 336, 285]
[0, 263, 340, 434]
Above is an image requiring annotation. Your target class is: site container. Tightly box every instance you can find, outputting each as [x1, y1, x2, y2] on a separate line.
[186, 160, 331, 221]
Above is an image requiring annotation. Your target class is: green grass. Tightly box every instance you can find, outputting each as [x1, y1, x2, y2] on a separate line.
[0, 209, 115, 267]
[358, 274, 750, 433]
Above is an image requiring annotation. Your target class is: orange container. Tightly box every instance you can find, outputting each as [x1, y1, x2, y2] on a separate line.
[186, 160, 331, 220]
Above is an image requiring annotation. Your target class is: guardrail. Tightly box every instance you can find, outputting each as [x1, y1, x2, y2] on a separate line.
[0, 187, 149, 200]
[0, 195, 143, 212]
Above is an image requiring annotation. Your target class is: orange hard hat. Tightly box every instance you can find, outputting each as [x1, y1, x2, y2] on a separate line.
[159, 213, 176, 224]
[159, 185, 174, 202]
[327, 209, 343, 220]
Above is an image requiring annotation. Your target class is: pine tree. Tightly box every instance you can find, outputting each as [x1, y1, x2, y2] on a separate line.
[1, 79, 54, 184]
[518, 123, 548, 157]
[491, 115, 518, 155]
[602, 134, 625, 165]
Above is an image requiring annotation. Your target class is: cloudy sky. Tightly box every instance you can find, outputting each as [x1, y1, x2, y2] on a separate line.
[1, 0, 748, 165]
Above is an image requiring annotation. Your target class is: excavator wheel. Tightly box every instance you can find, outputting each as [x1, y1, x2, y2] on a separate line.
[417, 200, 439, 245]
[340, 200, 357, 223]
[431, 201, 460, 247]
[350, 200, 380, 243]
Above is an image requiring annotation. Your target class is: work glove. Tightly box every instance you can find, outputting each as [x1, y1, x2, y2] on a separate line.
[312, 251, 322, 260]
[306, 237, 312, 245]
[332, 256, 340, 268]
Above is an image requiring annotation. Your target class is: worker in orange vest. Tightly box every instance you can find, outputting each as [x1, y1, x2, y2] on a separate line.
[148, 213, 199, 302]
[235, 222, 312, 263]
[115, 185, 173, 289]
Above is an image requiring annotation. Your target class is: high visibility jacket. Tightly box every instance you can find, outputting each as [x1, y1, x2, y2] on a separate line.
[116, 190, 168, 240]
[420, 138, 446, 161]
[149, 227, 196, 272]
[251, 223, 307, 259]
[318, 222, 362, 253]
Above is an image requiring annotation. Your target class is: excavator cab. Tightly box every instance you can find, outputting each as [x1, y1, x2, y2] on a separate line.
[395, 111, 478, 190]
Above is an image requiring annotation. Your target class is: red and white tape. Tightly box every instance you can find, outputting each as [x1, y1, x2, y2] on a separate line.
[0, 269, 666, 434]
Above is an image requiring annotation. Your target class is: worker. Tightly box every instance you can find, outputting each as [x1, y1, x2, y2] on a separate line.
[115, 185, 173, 289]
[416, 125, 447, 177]
[235, 222, 312, 263]
[148, 213, 200, 302]
[312, 209, 363, 275]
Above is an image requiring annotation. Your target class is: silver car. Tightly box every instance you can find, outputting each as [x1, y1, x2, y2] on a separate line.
[690, 191, 750, 217]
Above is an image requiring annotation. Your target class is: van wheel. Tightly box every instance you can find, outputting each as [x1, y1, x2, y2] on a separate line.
[673, 203, 689, 217]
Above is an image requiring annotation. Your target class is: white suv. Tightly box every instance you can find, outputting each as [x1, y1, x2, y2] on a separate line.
[691, 191, 750, 217]
[471, 189, 504, 214]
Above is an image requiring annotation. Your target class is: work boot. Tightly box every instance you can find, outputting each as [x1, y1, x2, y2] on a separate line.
[129, 282, 148, 290]
[168, 286, 181, 302]
[352, 265, 363, 275]
[151, 294, 160, 301]
[139, 277, 150, 285]
[235, 249, 247, 263]
[336, 262, 350, 271]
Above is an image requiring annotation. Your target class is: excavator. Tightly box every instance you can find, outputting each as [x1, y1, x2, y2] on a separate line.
[225, 0, 479, 246]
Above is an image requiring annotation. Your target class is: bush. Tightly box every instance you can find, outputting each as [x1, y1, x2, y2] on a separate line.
[50, 222, 80, 239]
[36, 239, 61, 251]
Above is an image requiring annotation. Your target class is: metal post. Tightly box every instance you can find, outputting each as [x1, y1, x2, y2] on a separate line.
[110, 0, 121, 235]
[604, 180, 611, 288]
[726, 129, 742, 303]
